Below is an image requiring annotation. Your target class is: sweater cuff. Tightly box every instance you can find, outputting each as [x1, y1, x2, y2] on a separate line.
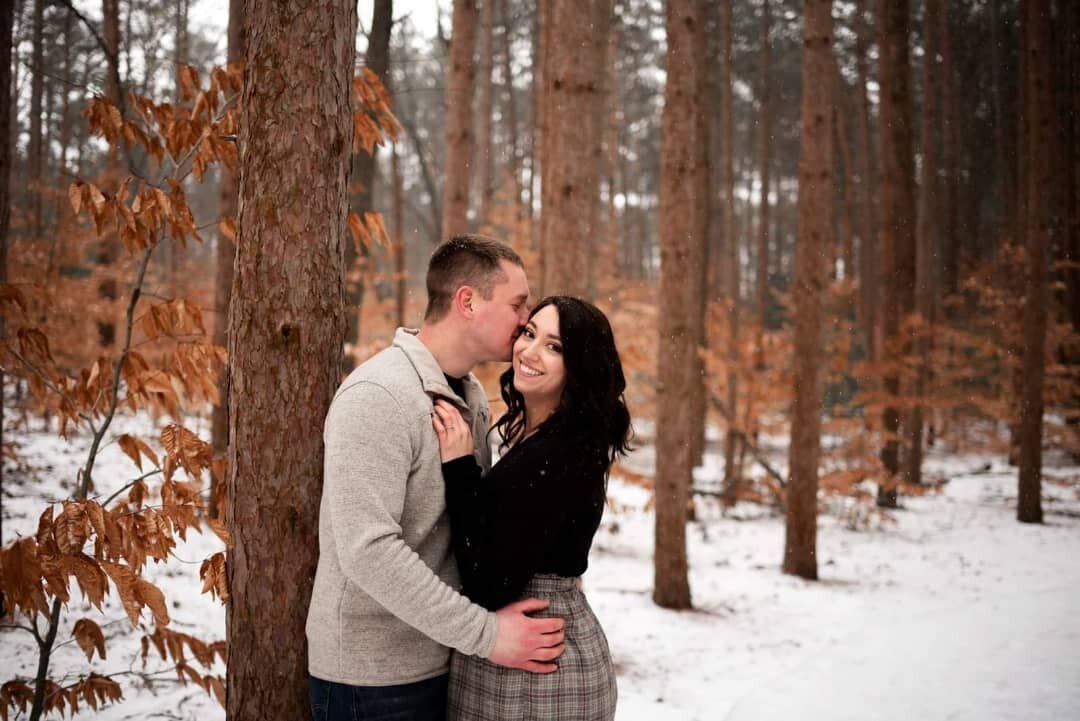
[442, 455, 481, 482]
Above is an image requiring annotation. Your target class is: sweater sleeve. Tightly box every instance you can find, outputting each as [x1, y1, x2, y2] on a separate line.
[443, 437, 594, 610]
[323, 382, 497, 658]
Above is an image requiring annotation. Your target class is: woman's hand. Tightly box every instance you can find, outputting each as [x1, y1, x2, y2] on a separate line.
[432, 399, 474, 462]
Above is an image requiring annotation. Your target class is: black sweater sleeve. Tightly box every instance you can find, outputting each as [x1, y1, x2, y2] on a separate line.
[443, 432, 604, 611]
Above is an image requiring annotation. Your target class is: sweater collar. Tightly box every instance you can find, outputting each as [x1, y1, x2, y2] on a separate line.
[392, 327, 485, 410]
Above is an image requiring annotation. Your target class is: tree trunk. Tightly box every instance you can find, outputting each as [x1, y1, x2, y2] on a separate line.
[720, 0, 740, 504]
[227, 0, 356, 717]
[28, 0, 43, 239]
[499, 0, 524, 223]
[475, 0, 495, 229]
[939, 0, 960, 296]
[586, 0, 613, 299]
[96, 0, 122, 350]
[442, 0, 478, 239]
[0, 0, 14, 553]
[876, 0, 916, 508]
[688, 0, 710, 470]
[832, 64, 856, 281]
[654, 0, 704, 611]
[1066, 0, 1080, 336]
[784, 0, 833, 582]
[539, 0, 604, 297]
[907, 0, 942, 488]
[344, 0, 392, 359]
[755, 0, 772, 346]
[164, 0, 189, 297]
[210, 0, 245, 512]
[603, 2, 620, 280]
[989, 0, 1015, 250]
[527, 3, 541, 249]
[1017, 0, 1051, 524]
[853, 0, 877, 358]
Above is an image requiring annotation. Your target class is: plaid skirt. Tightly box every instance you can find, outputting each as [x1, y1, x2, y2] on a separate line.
[447, 575, 617, 721]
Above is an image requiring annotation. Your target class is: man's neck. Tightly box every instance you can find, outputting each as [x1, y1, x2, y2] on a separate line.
[415, 322, 475, 379]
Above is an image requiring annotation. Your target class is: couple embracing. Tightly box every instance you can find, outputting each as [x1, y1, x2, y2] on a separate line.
[305, 235, 631, 721]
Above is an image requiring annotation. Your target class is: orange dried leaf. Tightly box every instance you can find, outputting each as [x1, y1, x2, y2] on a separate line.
[137, 578, 171, 627]
[73, 618, 108, 661]
[118, 434, 145, 471]
[54, 502, 91, 554]
[206, 517, 233, 549]
[219, 216, 236, 242]
[199, 552, 229, 603]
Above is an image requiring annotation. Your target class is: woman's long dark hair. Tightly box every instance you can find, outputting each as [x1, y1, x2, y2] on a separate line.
[495, 296, 633, 468]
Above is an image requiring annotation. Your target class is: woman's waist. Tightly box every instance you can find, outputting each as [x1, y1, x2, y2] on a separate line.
[519, 573, 582, 596]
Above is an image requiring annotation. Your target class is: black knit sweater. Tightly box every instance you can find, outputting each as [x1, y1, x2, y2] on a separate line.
[442, 423, 608, 611]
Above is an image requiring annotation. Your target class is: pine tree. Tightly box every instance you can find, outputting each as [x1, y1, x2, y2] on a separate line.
[784, 0, 833, 581]
[226, 0, 357, 715]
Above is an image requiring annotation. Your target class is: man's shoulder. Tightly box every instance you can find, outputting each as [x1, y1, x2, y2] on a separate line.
[333, 346, 424, 406]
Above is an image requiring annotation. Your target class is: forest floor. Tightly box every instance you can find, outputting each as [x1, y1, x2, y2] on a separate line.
[2, 414, 1079, 720]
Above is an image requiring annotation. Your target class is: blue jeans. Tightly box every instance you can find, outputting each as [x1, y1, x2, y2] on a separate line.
[308, 674, 448, 721]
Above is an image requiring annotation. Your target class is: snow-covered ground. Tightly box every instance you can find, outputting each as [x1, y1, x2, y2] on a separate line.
[3, 416, 1079, 720]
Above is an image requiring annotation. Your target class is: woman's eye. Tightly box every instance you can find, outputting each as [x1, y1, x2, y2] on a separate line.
[548, 344, 562, 354]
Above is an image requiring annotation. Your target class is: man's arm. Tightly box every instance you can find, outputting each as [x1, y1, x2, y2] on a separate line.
[324, 383, 564, 669]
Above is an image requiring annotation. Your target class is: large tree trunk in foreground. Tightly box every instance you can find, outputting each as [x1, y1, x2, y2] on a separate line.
[784, 0, 833, 582]
[226, 0, 356, 717]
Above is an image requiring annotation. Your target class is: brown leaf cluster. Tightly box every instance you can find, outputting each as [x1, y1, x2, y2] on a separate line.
[141, 627, 227, 707]
[352, 68, 400, 154]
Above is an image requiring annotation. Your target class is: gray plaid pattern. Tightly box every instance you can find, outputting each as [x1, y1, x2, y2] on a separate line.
[448, 575, 617, 721]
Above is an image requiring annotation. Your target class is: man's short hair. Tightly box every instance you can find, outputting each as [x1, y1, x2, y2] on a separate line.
[424, 235, 524, 321]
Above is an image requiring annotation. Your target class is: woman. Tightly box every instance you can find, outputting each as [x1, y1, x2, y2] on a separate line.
[432, 295, 631, 721]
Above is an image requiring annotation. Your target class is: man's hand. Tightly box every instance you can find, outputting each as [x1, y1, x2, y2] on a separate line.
[487, 598, 566, 673]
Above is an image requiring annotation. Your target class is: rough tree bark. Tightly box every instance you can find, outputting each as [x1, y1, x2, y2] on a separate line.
[876, 0, 916, 509]
[442, 0, 478, 239]
[654, 0, 705, 611]
[539, 0, 605, 297]
[784, 0, 833, 581]
[226, 0, 356, 717]
[1017, 0, 1052, 524]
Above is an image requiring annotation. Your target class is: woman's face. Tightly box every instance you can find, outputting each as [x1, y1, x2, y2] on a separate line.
[512, 304, 567, 404]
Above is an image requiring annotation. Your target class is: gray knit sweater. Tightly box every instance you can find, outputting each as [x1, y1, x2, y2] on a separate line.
[305, 328, 499, 686]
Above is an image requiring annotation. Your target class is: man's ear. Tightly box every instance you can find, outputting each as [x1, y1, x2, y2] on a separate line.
[454, 286, 475, 317]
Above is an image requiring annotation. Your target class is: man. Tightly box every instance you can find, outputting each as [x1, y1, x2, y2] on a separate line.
[307, 235, 564, 720]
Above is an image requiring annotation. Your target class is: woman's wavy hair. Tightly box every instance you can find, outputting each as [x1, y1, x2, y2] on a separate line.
[495, 296, 633, 468]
